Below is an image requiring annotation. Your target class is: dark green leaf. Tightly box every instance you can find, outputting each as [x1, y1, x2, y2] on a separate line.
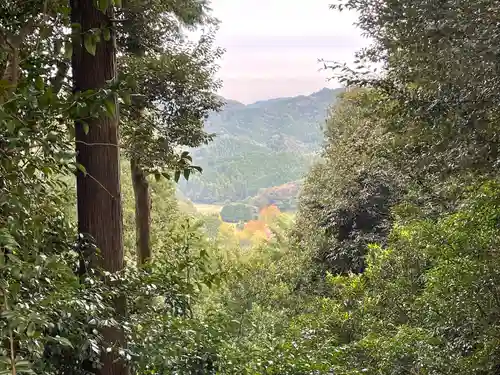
[39, 87, 54, 106]
[25, 164, 35, 176]
[35, 76, 44, 91]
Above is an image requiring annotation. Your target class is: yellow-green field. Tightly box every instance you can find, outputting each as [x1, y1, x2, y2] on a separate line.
[193, 203, 224, 215]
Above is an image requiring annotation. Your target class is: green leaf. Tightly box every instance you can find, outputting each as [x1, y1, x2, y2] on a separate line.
[16, 368, 35, 375]
[27, 322, 36, 337]
[10, 281, 20, 298]
[14, 360, 35, 374]
[161, 172, 171, 179]
[83, 122, 89, 135]
[104, 99, 116, 117]
[192, 165, 203, 173]
[39, 87, 54, 107]
[71, 22, 82, 32]
[154, 173, 161, 182]
[68, 124, 76, 139]
[126, 76, 137, 89]
[102, 27, 111, 41]
[6, 253, 21, 264]
[12, 267, 21, 279]
[76, 163, 87, 176]
[93, 30, 101, 44]
[0, 356, 10, 365]
[47, 130, 58, 141]
[64, 41, 73, 59]
[84, 33, 96, 56]
[174, 170, 181, 183]
[97, 0, 109, 12]
[183, 168, 190, 181]
[0, 229, 19, 250]
[35, 76, 44, 91]
[25, 164, 35, 177]
[5, 120, 16, 133]
[121, 91, 131, 105]
[51, 336, 73, 348]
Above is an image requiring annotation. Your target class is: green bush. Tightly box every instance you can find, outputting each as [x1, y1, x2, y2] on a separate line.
[220, 203, 258, 223]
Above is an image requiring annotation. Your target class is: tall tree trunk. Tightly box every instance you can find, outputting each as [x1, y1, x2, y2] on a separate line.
[131, 157, 151, 266]
[70, 1, 127, 375]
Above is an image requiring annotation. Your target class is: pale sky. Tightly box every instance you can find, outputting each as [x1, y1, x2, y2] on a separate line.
[208, 0, 367, 103]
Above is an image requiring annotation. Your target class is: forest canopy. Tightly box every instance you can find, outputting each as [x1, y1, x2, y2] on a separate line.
[1, 0, 500, 374]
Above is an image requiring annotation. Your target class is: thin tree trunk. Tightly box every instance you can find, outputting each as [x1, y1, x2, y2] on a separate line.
[129, 95, 151, 267]
[131, 157, 151, 266]
[70, 1, 127, 375]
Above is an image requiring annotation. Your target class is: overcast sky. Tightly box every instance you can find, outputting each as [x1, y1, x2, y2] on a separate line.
[208, 0, 368, 103]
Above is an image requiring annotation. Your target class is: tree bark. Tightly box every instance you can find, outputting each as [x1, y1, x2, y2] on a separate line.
[130, 157, 151, 266]
[70, 1, 127, 375]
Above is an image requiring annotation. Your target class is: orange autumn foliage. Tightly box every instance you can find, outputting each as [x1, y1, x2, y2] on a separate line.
[217, 205, 283, 247]
[244, 220, 267, 233]
[259, 204, 281, 222]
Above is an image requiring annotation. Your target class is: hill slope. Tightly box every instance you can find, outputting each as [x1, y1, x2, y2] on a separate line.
[178, 87, 343, 203]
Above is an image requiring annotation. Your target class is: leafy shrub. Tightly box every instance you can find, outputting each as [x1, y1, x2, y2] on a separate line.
[295, 89, 403, 274]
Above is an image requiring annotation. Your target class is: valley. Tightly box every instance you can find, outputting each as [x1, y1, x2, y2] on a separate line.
[178, 87, 343, 209]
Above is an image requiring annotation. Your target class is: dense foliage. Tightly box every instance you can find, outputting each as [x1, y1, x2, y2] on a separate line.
[3, 0, 500, 374]
[192, 0, 500, 373]
[296, 89, 402, 274]
[202, 181, 500, 374]
[219, 203, 258, 224]
[0, 0, 222, 374]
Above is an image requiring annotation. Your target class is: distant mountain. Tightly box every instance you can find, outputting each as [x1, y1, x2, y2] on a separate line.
[178, 87, 343, 204]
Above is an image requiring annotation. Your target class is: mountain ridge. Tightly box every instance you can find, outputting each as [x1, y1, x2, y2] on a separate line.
[178, 87, 344, 204]
[217, 86, 339, 107]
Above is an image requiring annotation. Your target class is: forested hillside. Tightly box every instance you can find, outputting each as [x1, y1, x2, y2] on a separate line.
[178, 87, 342, 203]
[3, 0, 500, 374]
